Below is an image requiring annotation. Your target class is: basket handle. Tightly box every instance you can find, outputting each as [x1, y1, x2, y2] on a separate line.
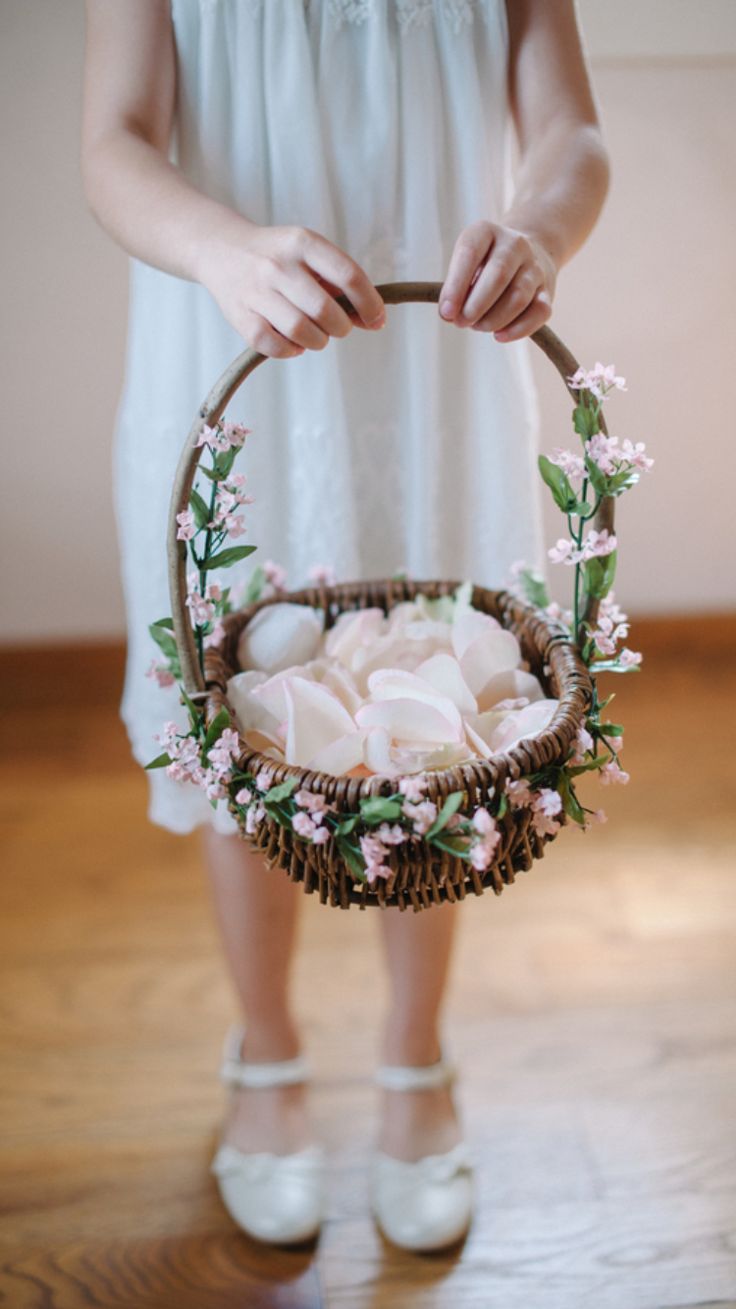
[168, 280, 614, 699]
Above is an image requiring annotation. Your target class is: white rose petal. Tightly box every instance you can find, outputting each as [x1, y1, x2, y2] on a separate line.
[488, 699, 560, 753]
[238, 602, 323, 674]
[451, 609, 502, 660]
[324, 608, 385, 667]
[459, 629, 522, 696]
[356, 697, 463, 745]
[476, 668, 546, 713]
[283, 676, 356, 767]
[414, 652, 478, 714]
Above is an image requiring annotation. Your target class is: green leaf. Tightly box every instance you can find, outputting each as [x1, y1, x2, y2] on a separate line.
[203, 707, 232, 753]
[517, 566, 550, 609]
[335, 815, 360, 836]
[495, 793, 508, 820]
[568, 756, 607, 777]
[538, 454, 577, 513]
[189, 487, 211, 530]
[431, 834, 470, 857]
[558, 773, 586, 825]
[149, 621, 179, 661]
[145, 751, 172, 770]
[336, 835, 367, 881]
[201, 545, 257, 570]
[598, 721, 624, 737]
[264, 777, 299, 806]
[152, 617, 174, 631]
[425, 791, 464, 840]
[573, 403, 600, 439]
[582, 550, 617, 600]
[242, 565, 266, 605]
[359, 795, 403, 825]
[213, 447, 238, 479]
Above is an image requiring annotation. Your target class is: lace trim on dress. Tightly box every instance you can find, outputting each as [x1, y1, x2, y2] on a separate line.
[198, 0, 489, 34]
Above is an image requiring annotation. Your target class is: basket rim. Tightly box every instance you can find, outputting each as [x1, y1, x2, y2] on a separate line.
[202, 577, 593, 804]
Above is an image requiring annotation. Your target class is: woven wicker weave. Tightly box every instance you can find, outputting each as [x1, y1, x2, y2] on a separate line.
[167, 282, 613, 911]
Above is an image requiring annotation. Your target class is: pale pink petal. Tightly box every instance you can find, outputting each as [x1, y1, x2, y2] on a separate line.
[459, 629, 522, 695]
[283, 677, 357, 767]
[356, 697, 463, 745]
[487, 699, 560, 753]
[237, 603, 323, 674]
[451, 609, 502, 660]
[324, 608, 385, 667]
[363, 726, 396, 775]
[475, 669, 545, 713]
[366, 668, 463, 733]
[249, 665, 317, 722]
[307, 729, 366, 774]
[413, 652, 478, 714]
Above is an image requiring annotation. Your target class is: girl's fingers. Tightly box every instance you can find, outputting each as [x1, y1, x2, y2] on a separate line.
[303, 233, 386, 327]
[257, 289, 331, 351]
[469, 265, 543, 334]
[242, 309, 306, 359]
[456, 235, 530, 326]
[492, 290, 553, 343]
[275, 265, 355, 339]
[439, 222, 496, 321]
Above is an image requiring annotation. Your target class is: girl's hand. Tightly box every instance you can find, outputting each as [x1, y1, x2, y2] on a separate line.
[438, 220, 557, 342]
[198, 221, 387, 359]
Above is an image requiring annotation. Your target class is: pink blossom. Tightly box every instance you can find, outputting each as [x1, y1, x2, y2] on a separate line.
[221, 421, 250, 448]
[255, 768, 274, 792]
[548, 538, 576, 566]
[531, 808, 562, 838]
[292, 811, 316, 838]
[618, 648, 642, 668]
[203, 618, 226, 649]
[312, 826, 330, 845]
[545, 601, 573, 625]
[176, 509, 197, 541]
[472, 808, 495, 836]
[264, 560, 288, 591]
[360, 834, 392, 883]
[235, 786, 253, 805]
[245, 803, 266, 834]
[506, 778, 533, 809]
[582, 529, 617, 560]
[146, 658, 176, 689]
[308, 563, 336, 587]
[186, 590, 215, 627]
[376, 822, 406, 845]
[568, 363, 626, 398]
[401, 799, 438, 835]
[195, 424, 222, 451]
[207, 728, 241, 778]
[295, 788, 333, 818]
[535, 788, 562, 818]
[550, 447, 585, 484]
[469, 841, 494, 871]
[398, 774, 429, 802]
[220, 513, 247, 538]
[599, 759, 630, 786]
[620, 439, 653, 471]
[585, 433, 620, 476]
[571, 722, 594, 764]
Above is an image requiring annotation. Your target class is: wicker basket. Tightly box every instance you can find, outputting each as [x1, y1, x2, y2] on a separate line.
[167, 282, 614, 911]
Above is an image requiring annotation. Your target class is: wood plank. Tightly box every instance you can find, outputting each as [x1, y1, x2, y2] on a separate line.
[0, 623, 735, 1306]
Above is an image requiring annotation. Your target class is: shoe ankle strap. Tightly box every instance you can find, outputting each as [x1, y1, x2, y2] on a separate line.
[374, 1057, 456, 1092]
[219, 1024, 312, 1090]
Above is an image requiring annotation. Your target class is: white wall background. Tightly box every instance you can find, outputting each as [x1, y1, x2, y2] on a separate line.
[1, 0, 735, 644]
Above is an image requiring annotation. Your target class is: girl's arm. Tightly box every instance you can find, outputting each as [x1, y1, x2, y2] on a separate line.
[81, 0, 386, 359]
[439, 0, 610, 342]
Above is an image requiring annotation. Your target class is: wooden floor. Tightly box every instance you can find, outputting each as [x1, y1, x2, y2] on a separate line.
[1, 619, 735, 1309]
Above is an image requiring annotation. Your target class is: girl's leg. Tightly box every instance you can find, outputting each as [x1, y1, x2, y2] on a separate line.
[376, 902, 463, 1160]
[201, 827, 313, 1154]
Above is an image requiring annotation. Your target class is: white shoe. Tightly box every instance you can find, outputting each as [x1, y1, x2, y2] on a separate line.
[370, 1056, 475, 1252]
[210, 1024, 326, 1244]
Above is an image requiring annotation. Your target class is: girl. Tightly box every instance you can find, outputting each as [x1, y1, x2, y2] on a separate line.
[82, 0, 608, 1251]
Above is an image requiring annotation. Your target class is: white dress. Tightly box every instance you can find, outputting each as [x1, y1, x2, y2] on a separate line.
[112, 0, 545, 836]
